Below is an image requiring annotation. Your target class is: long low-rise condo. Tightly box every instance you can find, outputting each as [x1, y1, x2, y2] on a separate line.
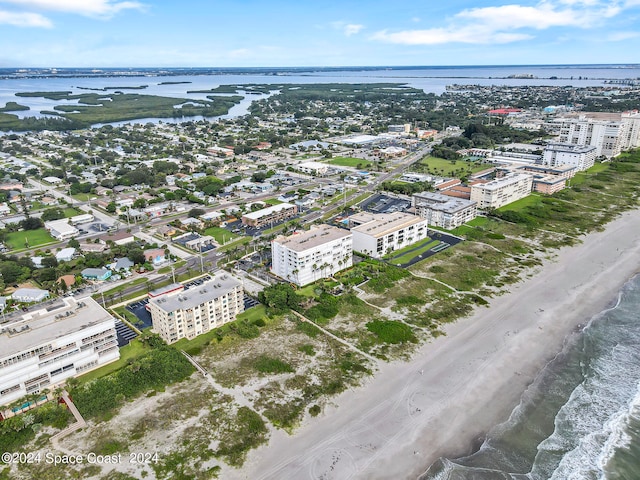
[412, 191, 478, 229]
[271, 224, 353, 286]
[0, 297, 119, 406]
[470, 173, 533, 210]
[148, 271, 244, 344]
[349, 212, 429, 258]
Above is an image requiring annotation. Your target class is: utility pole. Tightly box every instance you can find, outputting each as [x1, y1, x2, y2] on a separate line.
[171, 266, 176, 284]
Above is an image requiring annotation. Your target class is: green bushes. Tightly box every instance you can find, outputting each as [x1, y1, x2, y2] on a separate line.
[253, 356, 294, 374]
[215, 407, 268, 467]
[304, 293, 339, 323]
[366, 320, 417, 344]
[70, 345, 194, 420]
[0, 402, 72, 452]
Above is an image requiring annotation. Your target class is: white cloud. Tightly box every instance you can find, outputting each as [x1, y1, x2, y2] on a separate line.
[331, 21, 364, 36]
[608, 31, 640, 40]
[372, 27, 532, 45]
[0, 0, 145, 18]
[0, 9, 51, 26]
[372, 0, 638, 45]
[344, 23, 364, 36]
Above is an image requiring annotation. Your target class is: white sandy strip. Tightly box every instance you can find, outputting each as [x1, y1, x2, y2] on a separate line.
[223, 209, 640, 480]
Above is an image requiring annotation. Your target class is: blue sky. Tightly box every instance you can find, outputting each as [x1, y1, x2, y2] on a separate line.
[1, 0, 640, 67]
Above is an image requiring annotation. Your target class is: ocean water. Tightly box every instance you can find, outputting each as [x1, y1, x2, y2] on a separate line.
[1, 64, 640, 124]
[420, 274, 640, 480]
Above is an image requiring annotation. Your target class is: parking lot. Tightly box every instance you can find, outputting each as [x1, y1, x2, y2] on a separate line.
[360, 193, 411, 214]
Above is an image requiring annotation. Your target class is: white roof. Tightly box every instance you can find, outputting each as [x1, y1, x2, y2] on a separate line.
[56, 247, 76, 259]
[243, 202, 295, 220]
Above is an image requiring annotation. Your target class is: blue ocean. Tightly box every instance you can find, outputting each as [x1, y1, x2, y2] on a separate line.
[420, 274, 640, 480]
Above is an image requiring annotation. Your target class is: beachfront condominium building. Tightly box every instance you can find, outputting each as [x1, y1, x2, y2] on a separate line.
[241, 202, 297, 228]
[552, 111, 640, 158]
[271, 224, 353, 286]
[349, 212, 429, 258]
[148, 271, 244, 344]
[0, 297, 119, 406]
[470, 173, 533, 210]
[412, 191, 478, 230]
[542, 143, 597, 171]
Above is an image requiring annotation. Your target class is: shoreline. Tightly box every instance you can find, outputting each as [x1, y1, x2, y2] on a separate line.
[224, 208, 640, 480]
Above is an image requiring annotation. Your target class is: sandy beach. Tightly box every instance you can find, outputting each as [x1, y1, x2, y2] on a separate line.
[223, 208, 640, 480]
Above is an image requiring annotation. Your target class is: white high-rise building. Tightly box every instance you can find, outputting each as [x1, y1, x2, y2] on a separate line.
[271, 225, 352, 286]
[148, 271, 244, 344]
[552, 111, 640, 158]
[470, 173, 533, 210]
[349, 212, 429, 258]
[542, 143, 597, 171]
[0, 297, 119, 406]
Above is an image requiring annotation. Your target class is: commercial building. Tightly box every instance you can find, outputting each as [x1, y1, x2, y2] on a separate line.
[349, 212, 429, 258]
[11, 288, 50, 303]
[69, 213, 94, 225]
[242, 203, 297, 228]
[148, 271, 244, 344]
[296, 161, 333, 176]
[271, 225, 353, 286]
[0, 297, 119, 406]
[470, 173, 533, 210]
[44, 219, 79, 241]
[542, 143, 597, 171]
[412, 192, 478, 229]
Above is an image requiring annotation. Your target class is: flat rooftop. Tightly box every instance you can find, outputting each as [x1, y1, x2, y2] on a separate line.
[414, 192, 477, 213]
[545, 143, 597, 154]
[243, 202, 295, 220]
[351, 212, 426, 238]
[473, 173, 532, 191]
[0, 297, 115, 357]
[274, 225, 351, 252]
[149, 272, 242, 314]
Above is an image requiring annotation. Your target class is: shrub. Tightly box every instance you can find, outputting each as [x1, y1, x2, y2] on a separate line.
[366, 320, 417, 344]
[253, 356, 294, 374]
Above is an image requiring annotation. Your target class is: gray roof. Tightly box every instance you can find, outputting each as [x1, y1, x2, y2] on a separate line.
[0, 297, 114, 358]
[149, 273, 242, 314]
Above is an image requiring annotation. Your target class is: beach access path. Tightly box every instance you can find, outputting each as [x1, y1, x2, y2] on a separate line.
[223, 208, 640, 480]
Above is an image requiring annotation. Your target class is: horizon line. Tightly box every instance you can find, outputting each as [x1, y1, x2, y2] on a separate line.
[2, 63, 640, 70]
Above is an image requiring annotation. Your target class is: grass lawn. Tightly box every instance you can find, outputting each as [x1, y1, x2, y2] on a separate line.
[417, 156, 491, 176]
[204, 226, 240, 244]
[63, 207, 83, 217]
[100, 277, 148, 297]
[5, 228, 55, 250]
[328, 157, 373, 169]
[157, 260, 186, 274]
[466, 216, 489, 227]
[497, 194, 543, 212]
[78, 338, 150, 383]
[386, 239, 441, 264]
[263, 198, 283, 205]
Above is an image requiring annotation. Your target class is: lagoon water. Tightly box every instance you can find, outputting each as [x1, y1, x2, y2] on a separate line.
[419, 274, 640, 480]
[1, 64, 640, 125]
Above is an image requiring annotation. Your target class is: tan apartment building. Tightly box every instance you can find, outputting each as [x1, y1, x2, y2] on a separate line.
[470, 173, 533, 210]
[148, 271, 244, 344]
